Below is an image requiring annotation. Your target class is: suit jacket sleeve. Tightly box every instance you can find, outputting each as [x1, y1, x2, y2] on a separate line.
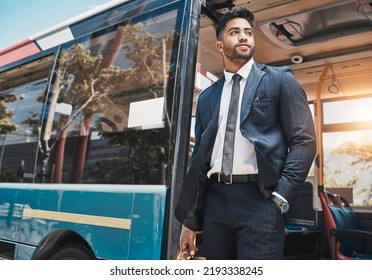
[275, 67, 316, 202]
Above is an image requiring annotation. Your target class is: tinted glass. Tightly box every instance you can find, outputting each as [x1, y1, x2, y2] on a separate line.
[36, 4, 181, 185]
[0, 79, 48, 183]
[323, 97, 372, 124]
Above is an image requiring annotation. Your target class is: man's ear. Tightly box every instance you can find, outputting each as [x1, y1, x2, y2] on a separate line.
[215, 41, 223, 52]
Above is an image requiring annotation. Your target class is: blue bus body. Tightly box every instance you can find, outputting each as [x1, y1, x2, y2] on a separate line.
[1, 184, 168, 259]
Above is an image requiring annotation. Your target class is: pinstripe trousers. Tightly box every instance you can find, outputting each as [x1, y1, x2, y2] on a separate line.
[202, 180, 285, 260]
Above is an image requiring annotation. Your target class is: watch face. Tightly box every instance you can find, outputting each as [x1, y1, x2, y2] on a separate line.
[282, 203, 290, 214]
[270, 195, 290, 214]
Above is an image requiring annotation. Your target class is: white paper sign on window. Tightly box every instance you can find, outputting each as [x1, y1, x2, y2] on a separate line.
[128, 97, 164, 129]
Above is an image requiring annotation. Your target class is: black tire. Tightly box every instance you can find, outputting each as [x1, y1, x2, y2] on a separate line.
[50, 243, 95, 260]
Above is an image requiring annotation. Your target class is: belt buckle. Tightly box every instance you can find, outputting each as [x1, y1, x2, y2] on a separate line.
[224, 173, 233, 184]
[227, 174, 233, 184]
[217, 173, 233, 184]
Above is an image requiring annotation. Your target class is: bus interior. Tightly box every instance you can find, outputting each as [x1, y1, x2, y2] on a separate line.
[196, 0, 372, 259]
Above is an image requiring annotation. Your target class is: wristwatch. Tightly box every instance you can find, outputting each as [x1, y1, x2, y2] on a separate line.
[270, 195, 290, 214]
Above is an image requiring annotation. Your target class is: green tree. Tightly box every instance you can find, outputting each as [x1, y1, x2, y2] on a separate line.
[325, 142, 372, 205]
[334, 142, 372, 167]
[0, 93, 18, 134]
[324, 165, 358, 188]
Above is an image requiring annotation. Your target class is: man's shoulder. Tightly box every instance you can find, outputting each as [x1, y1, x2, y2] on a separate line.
[255, 62, 291, 74]
[197, 78, 224, 101]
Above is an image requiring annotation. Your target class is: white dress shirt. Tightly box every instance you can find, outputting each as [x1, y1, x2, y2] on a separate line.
[207, 59, 258, 177]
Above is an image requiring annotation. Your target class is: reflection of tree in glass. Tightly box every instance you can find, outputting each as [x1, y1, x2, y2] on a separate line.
[0, 93, 18, 134]
[54, 23, 175, 137]
[22, 112, 43, 136]
[85, 128, 169, 184]
[46, 23, 176, 183]
[118, 23, 175, 99]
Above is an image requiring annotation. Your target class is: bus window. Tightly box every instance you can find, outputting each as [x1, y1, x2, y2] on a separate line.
[323, 97, 372, 206]
[323, 97, 372, 124]
[0, 57, 54, 183]
[35, 7, 180, 185]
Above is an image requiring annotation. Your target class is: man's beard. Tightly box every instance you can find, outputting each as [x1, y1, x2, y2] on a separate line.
[225, 45, 255, 63]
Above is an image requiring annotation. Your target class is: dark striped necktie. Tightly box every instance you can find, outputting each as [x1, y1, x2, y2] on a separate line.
[221, 73, 242, 175]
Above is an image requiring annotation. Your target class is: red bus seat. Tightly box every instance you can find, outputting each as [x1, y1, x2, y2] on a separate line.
[318, 186, 372, 260]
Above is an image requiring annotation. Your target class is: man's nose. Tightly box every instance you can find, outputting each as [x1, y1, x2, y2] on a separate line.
[238, 32, 248, 41]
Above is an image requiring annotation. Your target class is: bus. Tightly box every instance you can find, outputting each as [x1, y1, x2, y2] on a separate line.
[0, 0, 372, 260]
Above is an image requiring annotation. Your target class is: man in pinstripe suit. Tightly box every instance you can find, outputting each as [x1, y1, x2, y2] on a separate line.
[175, 7, 316, 259]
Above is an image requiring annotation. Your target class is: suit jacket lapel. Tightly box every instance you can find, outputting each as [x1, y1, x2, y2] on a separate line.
[209, 77, 224, 127]
[202, 78, 224, 158]
[240, 63, 266, 124]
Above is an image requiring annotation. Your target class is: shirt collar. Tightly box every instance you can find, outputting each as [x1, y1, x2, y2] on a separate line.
[224, 59, 254, 83]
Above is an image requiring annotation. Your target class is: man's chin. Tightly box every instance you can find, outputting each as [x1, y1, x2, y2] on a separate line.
[232, 54, 252, 63]
[233, 50, 253, 60]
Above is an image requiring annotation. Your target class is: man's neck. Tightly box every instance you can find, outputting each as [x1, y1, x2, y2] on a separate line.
[225, 59, 250, 73]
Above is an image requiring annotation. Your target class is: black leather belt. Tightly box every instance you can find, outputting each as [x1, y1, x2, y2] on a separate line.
[209, 173, 258, 184]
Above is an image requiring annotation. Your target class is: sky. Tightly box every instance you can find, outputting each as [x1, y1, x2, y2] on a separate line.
[0, 0, 115, 50]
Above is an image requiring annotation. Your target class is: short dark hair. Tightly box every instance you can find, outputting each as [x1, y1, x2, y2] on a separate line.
[215, 7, 255, 39]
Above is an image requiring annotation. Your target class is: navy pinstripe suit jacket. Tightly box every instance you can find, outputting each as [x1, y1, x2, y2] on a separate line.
[175, 62, 316, 231]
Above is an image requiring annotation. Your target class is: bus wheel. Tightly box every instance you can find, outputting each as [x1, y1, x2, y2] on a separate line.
[49, 243, 95, 260]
